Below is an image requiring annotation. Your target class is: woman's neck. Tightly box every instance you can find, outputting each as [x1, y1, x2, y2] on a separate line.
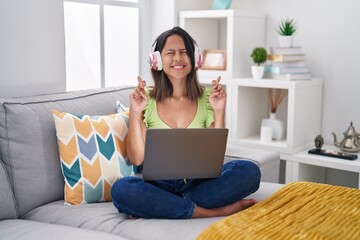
[169, 77, 188, 99]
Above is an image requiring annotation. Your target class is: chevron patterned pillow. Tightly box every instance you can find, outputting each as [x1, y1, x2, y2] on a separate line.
[52, 109, 135, 205]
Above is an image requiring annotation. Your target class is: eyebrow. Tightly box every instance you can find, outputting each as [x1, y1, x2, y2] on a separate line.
[164, 48, 187, 52]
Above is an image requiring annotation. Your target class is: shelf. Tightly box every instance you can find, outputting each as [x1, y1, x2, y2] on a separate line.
[199, 77, 323, 154]
[199, 77, 323, 89]
[281, 144, 360, 188]
[179, 9, 265, 19]
[179, 9, 265, 78]
[282, 145, 360, 172]
[229, 137, 313, 155]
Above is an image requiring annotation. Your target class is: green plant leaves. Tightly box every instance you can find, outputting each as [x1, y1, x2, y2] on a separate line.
[277, 18, 296, 36]
[251, 47, 268, 66]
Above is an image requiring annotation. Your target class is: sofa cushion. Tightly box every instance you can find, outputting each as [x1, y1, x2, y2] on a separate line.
[225, 143, 280, 183]
[22, 200, 221, 240]
[22, 182, 283, 240]
[0, 86, 133, 217]
[52, 110, 135, 204]
[0, 219, 127, 240]
[0, 159, 18, 220]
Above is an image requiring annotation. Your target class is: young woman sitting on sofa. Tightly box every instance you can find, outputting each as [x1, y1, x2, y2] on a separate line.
[111, 26, 260, 219]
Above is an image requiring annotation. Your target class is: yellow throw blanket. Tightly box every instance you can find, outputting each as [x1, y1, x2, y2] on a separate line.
[197, 182, 360, 240]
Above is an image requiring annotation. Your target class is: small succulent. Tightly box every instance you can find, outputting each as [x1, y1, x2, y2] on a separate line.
[277, 18, 296, 36]
[251, 47, 267, 66]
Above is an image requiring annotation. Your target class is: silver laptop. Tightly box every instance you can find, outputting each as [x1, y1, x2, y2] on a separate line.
[142, 128, 228, 181]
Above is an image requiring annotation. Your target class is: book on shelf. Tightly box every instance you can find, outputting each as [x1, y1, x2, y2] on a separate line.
[268, 54, 306, 62]
[270, 46, 302, 55]
[265, 72, 311, 81]
[265, 65, 309, 74]
[270, 61, 306, 68]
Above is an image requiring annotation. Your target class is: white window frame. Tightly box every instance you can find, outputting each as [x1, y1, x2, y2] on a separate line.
[64, 0, 150, 88]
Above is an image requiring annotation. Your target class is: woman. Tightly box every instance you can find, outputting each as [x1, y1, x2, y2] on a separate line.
[111, 27, 260, 219]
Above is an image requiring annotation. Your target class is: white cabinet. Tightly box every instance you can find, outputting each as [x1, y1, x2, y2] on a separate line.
[229, 78, 323, 154]
[179, 10, 265, 78]
[200, 77, 323, 155]
[282, 145, 360, 188]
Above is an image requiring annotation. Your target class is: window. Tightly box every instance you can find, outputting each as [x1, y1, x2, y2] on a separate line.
[64, 0, 144, 91]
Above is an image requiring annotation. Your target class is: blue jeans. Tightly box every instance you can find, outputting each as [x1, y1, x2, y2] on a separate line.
[111, 160, 261, 219]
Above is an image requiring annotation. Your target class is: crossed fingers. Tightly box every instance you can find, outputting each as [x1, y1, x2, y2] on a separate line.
[211, 76, 225, 97]
[134, 76, 147, 99]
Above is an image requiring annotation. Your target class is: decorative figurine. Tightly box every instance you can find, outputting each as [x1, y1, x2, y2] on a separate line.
[314, 134, 324, 151]
[309, 133, 358, 160]
[332, 122, 360, 153]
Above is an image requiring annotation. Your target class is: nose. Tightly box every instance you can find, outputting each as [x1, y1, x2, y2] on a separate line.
[174, 52, 182, 61]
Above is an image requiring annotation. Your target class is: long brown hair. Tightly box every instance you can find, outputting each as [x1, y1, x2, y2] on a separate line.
[149, 27, 204, 102]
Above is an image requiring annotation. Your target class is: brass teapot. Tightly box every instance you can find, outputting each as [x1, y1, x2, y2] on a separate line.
[332, 122, 360, 153]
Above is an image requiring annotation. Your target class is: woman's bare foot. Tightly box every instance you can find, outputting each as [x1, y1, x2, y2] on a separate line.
[192, 199, 257, 218]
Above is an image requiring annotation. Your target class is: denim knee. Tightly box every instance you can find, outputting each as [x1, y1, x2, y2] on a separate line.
[228, 160, 261, 194]
[111, 177, 138, 211]
[244, 161, 261, 190]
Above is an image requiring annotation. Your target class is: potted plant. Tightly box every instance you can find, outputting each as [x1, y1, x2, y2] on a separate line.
[250, 47, 267, 79]
[277, 18, 297, 47]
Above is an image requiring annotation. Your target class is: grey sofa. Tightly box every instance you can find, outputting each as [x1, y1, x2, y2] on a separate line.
[0, 86, 282, 240]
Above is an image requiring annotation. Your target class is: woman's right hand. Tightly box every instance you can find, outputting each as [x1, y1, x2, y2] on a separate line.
[127, 76, 148, 166]
[129, 76, 148, 112]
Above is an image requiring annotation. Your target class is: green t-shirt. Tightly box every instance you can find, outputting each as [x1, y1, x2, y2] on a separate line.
[143, 88, 214, 128]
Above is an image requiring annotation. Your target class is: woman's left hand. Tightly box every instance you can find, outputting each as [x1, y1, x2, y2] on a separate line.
[209, 76, 227, 111]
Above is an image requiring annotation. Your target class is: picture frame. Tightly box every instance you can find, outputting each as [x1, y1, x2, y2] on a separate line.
[201, 50, 227, 70]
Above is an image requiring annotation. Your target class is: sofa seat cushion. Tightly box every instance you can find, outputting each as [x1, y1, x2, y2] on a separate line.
[22, 200, 220, 240]
[52, 110, 135, 205]
[22, 182, 283, 240]
[0, 219, 126, 240]
[225, 143, 280, 183]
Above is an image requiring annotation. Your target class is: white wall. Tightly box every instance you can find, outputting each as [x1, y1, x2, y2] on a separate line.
[150, 0, 176, 42]
[0, 0, 66, 98]
[230, 0, 360, 144]
[0, 0, 359, 146]
[150, 0, 212, 46]
[171, 0, 360, 144]
[145, 0, 212, 82]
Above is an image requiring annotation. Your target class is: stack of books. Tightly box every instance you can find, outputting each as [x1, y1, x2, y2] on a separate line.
[265, 46, 311, 81]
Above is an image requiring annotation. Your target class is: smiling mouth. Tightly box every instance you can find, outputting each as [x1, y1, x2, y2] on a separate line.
[172, 65, 185, 69]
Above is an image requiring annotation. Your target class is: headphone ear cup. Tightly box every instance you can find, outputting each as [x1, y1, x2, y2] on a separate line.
[149, 51, 162, 71]
[194, 51, 203, 70]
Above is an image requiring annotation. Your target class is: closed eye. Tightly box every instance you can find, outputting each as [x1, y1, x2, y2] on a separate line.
[164, 49, 187, 55]
[165, 50, 175, 55]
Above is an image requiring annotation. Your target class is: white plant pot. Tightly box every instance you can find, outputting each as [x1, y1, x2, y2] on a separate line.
[278, 35, 293, 48]
[251, 66, 264, 80]
[261, 113, 285, 140]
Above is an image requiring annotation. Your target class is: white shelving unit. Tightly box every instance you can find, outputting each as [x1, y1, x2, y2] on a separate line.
[179, 10, 265, 78]
[179, 10, 323, 156]
[230, 78, 323, 154]
[199, 77, 323, 155]
[282, 144, 360, 188]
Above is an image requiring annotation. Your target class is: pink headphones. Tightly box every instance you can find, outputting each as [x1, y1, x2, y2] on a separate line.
[148, 42, 203, 71]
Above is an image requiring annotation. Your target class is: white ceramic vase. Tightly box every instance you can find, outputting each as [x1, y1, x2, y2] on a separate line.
[278, 35, 293, 48]
[261, 113, 285, 140]
[251, 66, 264, 80]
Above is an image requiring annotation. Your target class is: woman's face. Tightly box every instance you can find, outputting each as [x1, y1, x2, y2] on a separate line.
[161, 34, 192, 81]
